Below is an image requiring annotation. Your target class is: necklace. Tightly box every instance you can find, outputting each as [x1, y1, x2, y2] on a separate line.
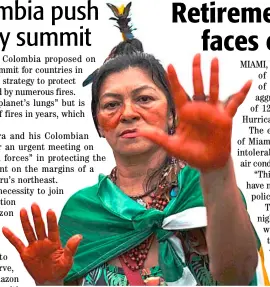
[108, 157, 186, 271]
[109, 167, 156, 201]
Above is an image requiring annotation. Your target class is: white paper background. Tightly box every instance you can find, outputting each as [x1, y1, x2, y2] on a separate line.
[0, 0, 269, 285]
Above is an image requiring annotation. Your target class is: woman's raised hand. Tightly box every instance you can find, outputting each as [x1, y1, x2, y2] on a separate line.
[137, 54, 252, 171]
[2, 203, 82, 285]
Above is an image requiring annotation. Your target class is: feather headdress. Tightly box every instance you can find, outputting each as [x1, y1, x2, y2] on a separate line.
[83, 2, 134, 87]
[107, 2, 135, 41]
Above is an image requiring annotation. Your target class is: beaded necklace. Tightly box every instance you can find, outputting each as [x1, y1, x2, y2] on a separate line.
[108, 157, 186, 271]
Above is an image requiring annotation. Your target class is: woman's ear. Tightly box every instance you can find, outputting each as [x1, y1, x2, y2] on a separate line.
[98, 127, 105, 138]
[168, 111, 175, 131]
[168, 113, 174, 127]
[168, 109, 178, 134]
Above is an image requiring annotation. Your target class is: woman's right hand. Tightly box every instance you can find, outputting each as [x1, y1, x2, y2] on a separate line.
[136, 54, 252, 172]
[2, 203, 82, 285]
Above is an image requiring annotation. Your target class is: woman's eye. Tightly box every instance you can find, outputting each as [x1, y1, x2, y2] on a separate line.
[103, 102, 120, 110]
[137, 96, 153, 103]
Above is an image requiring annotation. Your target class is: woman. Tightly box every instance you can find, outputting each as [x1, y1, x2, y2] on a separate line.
[2, 3, 269, 286]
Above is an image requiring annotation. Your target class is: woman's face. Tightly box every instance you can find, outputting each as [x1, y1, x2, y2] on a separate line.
[98, 67, 172, 156]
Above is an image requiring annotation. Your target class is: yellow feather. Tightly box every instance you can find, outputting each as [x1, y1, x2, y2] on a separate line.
[117, 4, 125, 15]
[122, 33, 127, 41]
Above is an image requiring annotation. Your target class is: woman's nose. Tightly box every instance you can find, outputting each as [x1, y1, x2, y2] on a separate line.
[120, 103, 140, 122]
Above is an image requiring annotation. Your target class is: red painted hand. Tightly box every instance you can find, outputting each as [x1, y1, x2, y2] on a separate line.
[2, 203, 82, 284]
[137, 54, 252, 171]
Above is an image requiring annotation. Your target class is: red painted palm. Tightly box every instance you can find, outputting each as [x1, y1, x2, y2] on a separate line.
[2, 204, 82, 284]
[137, 54, 252, 171]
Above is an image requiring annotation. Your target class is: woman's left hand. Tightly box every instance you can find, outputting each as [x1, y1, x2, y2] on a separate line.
[136, 54, 252, 171]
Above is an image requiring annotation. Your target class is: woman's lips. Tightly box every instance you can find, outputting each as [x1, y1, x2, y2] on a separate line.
[121, 132, 138, 138]
[120, 129, 138, 138]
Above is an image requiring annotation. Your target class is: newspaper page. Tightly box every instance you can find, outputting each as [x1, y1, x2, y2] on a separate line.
[0, 0, 269, 286]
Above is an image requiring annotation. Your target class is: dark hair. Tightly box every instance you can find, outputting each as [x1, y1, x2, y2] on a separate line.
[91, 38, 176, 136]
